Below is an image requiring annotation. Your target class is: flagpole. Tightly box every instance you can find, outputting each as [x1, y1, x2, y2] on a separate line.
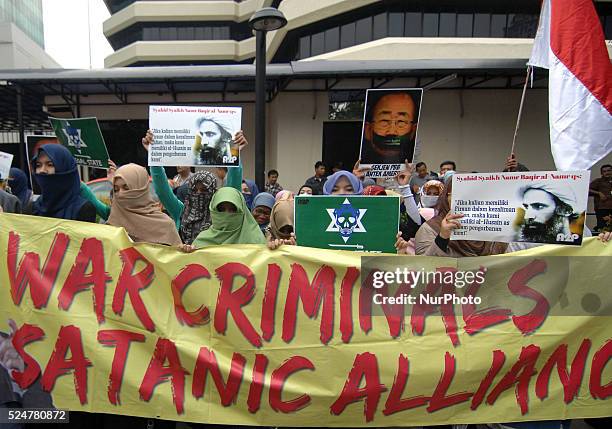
[510, 65, 532, 156]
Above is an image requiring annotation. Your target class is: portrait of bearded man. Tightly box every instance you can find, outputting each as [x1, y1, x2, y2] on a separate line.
[515, 183, 585, 244]
[193, 116, 237, 166]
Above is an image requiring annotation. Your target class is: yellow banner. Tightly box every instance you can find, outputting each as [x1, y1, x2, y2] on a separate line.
[0, 213, 610, 426]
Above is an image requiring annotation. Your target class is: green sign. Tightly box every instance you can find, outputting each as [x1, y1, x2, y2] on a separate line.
[49, 117, 109, 169]
[295, 195, 400, 253]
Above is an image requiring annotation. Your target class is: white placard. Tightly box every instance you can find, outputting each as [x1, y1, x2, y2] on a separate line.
[0, 151, 14, 182]
[148, 105, 242, 167]
[451, 171, 591, 246]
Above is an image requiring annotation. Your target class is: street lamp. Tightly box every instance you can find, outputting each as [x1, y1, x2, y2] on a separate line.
[249, 7, 287, 191]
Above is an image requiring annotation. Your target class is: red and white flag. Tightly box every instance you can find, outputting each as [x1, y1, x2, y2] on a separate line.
[528, 0, 612, 171]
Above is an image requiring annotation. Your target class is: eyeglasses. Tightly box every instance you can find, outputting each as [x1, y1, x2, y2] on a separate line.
[373, 119, 415, 132]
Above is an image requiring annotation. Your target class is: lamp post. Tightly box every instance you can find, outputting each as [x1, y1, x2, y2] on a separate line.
[248, 7, 287, 191]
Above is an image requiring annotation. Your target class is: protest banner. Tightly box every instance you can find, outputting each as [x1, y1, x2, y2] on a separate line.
[359, 88, 423, 178]
[0, 151, 13, 182]
[49, 117, 110, 169]
[451, 171, 590, 245]
[295, 195, 399, 253]
[1, 213, 611, 426]
[25, 135, 59, 193]
[148, 105, 242, 167]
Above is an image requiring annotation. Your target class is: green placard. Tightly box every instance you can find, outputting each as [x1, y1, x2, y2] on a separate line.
[49, 117, 110, 169]
[295, 195, 400, 253]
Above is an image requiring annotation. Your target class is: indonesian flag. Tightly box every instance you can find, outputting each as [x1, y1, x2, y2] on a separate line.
[528, 0, 612, 171]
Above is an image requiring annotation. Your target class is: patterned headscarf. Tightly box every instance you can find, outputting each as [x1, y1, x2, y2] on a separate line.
[363, 185, 387, 196]
[180, 171, 217, 244]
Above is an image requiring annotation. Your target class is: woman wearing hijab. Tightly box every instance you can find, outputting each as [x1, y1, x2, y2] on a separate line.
[32, 144, 96, 222]
[107, 164, 182, 246]
[8, 168, 33, 214]
[323, 170, 363, 195]
[266, 197, 297, 250]
[418, 179, 445, 221]
[183, 187, 266, 249]
[402, 180, 508, 257]
[242, 179, 259, 210]
[178, 172, 217, 244]
[363, 185, 386, 196]
[140, 129, 244, 232]
[275, 189, 294, 202]
[298, 184, 316, 196]
[251, 192, 275, 232]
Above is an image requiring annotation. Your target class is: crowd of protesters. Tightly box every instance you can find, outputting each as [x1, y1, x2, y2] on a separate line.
[0, 127, 610, 429]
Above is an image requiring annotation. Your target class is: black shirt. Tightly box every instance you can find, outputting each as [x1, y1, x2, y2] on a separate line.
[76, 201, 97, 223]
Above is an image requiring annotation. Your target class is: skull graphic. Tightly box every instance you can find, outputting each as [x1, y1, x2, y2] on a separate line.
[333, 203, 360, 239]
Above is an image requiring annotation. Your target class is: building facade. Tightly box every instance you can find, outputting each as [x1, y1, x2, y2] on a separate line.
[0, 0, 44, 47]
[98, 0, 612, 210]
[0, 0, 59, 69]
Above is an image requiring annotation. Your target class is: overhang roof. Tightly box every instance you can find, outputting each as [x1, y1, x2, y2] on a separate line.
[0, 59, 542, 131]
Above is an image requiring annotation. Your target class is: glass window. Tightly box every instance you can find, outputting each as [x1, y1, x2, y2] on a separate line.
[159, 27, 171, 40]
[325, 27, 340, 52]
[457, 13, 473, 37]
[423, 13, 439, 37]
[177, 27, 194, 40]
[605, 16, 612, 40]
[340, 22, 356, 48]
[203, 27, 212, 39]
[491, 14, 507, 37]
[167, 27, 178, 40]
[299, 36, 310, 59]
[474, 14, 491, 37]
[212, 27, 224, 39]
[439, 13, 456, 37]
[389, 12, 404, 37]
[404, 12, 422, 37]
[194, 27, 205, 39]
[355, 16, 372, 44]
[373, 13, 387, 40]
[143, 27, 160, 40]
[311, 31, 325, 56]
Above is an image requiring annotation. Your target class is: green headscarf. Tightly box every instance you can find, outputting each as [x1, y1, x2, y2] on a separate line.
[192, 187, 266, 248]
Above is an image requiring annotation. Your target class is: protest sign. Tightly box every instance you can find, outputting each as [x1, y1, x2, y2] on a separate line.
[1, 213, 611, 426]
[359, 88, 423, 178]
[49, 117, 110, 169]
[148, 105, 241, 167]
[451, 171, 590, 245]
[0, 151, 13, 181]
[295, 195, 399, 252]
[25, 135, 59, 193]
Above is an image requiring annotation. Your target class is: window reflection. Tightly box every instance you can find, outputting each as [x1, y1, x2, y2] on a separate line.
[293, 10, 548, 60]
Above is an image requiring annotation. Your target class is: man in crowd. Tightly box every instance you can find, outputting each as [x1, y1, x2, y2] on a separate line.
[172, 166, 193, 189]
[409, 162, 432, 195]
[360, 91, 419, 165]
[304, 161, 327, 195]
[265, 169, 283, 197]
[0, 176, 20, 213]
[517, 183, 584, 244]
[1, 320, 53, 413]
[439, 160, 456, 177]
[589, 164, 612, 231]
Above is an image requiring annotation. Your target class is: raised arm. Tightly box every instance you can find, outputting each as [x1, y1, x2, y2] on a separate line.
[225, 130, 248, 191]
[79, 182, 110, 220]
[142, 130, 184, 226]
